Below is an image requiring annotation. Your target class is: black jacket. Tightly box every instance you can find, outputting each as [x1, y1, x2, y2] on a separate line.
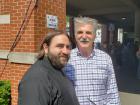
[18, 57, 79, 105]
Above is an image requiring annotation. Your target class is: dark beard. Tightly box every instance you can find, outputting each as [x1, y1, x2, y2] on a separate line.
[48, 53, 69, 70]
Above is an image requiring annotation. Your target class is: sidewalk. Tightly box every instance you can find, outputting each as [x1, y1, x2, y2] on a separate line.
[119, 92, 140, 105]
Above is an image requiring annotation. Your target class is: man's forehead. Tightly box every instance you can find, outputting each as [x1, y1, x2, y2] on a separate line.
[51, 35, 70, 43]
[76, 24, 94, 30]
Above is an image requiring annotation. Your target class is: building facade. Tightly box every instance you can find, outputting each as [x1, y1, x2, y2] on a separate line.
[0, 0, 66, 105]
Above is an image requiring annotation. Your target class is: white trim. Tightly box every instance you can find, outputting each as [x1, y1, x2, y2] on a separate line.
[0, 50, 37, 64]
[0, 50, 9, 59]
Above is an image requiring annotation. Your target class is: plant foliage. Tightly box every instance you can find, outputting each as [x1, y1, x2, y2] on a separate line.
[0, 81, 11, 105]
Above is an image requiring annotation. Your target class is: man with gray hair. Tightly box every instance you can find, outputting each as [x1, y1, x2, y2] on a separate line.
[65, 17, 121, 105]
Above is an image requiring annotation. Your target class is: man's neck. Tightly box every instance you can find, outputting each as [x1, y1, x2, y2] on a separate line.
[78, 47, 93, 58]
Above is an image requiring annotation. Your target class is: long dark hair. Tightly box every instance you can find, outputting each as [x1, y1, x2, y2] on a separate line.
[37, 30, 70, 60]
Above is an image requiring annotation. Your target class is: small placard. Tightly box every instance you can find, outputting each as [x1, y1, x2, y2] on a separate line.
[109, 23, 115, 32]
[46, 14, 58, 29]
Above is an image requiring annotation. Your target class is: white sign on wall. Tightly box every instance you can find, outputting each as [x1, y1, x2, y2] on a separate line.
[46, 14, 58, 29]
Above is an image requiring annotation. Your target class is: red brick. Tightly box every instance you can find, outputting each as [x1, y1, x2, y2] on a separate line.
[0, 0, 66, 105]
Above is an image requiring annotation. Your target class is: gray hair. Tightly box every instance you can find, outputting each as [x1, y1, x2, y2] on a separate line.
[74, 17, 98, 35]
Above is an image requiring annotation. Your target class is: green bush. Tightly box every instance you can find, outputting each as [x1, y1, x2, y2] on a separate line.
[0, 81, 11, 105]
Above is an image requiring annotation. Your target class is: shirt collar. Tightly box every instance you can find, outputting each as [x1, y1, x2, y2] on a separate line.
[75, 47, 95, 58]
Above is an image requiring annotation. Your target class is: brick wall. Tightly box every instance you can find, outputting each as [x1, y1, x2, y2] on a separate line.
[0, 0, 66, 105]
[0, 0, 11, 50]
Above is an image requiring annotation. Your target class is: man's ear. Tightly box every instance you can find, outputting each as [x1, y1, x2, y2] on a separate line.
[43, 43, 48, 54]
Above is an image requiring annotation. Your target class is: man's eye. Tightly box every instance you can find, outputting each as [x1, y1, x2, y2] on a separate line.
[86, 31, 92, 35]
[77, 31, 83, 34]
[66, 45, 71, 50]
[57, 44, 64, 48]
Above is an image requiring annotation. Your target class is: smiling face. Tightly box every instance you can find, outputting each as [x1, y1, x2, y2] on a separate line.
[75, 23, 96, 51]
[44, 34, 71, 69]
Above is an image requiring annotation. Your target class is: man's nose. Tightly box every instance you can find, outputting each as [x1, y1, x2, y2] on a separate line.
[82, 34, 88, 38]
